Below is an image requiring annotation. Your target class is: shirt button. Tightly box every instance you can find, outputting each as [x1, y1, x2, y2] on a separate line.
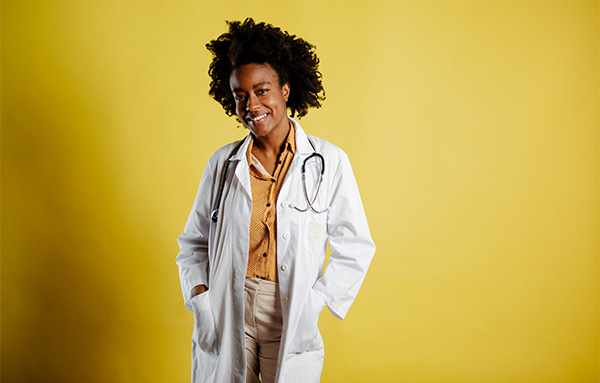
[262, 253, 267, 257]
[282, 233, 290, 240]
[281, 264, 288, 271]
[266, 203, 271, 207]
[271, 179, 276, 183]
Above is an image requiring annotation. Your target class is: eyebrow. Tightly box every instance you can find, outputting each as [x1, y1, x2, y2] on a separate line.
[232, 81, 272, 92]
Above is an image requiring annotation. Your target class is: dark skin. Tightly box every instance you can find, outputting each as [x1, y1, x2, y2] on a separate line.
[191, 63, 291, 298]
[231, 62, 291, 174]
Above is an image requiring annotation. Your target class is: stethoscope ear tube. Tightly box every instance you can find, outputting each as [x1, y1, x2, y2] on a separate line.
[302, 152, 325, 175]
[293, 151, 329, 214]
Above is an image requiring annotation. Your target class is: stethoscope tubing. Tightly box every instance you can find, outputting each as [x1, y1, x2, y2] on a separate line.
[211, 136, 329, 223]
[290, 153, 330, 214]
[211, 139, 244, 223]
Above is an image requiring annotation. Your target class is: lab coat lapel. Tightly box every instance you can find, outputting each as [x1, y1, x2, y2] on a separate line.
[229, 134, 252, 199]
[292, 117, 314, 155]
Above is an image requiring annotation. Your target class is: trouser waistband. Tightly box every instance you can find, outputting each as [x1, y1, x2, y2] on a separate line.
[244, 277, 279, 295]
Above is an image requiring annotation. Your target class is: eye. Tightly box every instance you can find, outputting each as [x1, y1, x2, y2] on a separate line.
[234, 94, 245, 101]
[257, 88, 269, 95]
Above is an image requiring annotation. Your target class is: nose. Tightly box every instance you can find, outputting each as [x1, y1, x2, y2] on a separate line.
[245, 93, 260, 111]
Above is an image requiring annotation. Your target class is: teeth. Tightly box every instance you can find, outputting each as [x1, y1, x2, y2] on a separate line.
[251, 113, 267, 122]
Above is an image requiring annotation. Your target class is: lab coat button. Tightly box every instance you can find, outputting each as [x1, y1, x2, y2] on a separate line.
[281, 264, 288, 271]
[283, 233, 290, 240]
[283, 296, 289, 303]
[281, 201, 288, 208]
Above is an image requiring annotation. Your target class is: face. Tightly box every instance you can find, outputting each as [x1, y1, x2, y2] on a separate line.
[230, 63, 290, 141]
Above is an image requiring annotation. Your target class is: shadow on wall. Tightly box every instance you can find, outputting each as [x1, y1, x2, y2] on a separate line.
[2, 66, 154, 381]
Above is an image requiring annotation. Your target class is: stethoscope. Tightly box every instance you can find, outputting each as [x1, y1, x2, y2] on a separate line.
[211, 136, 328, 223]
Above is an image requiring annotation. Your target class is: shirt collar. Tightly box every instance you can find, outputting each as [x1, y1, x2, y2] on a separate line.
[246, 121, 296, 167]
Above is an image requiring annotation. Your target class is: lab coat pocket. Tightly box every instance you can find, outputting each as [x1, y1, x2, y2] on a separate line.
[191, 292, 219, 355]
[291, 289, 326, 353]
[301, 214, 327, 253]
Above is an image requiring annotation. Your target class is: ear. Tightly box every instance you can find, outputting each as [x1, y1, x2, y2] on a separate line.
[282, 82, 290, 102]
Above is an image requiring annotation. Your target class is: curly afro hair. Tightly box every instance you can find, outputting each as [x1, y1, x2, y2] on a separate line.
[206, 18, 325, 119]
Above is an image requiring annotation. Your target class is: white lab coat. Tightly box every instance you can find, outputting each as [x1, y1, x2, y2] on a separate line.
[176, 118, 375, 383]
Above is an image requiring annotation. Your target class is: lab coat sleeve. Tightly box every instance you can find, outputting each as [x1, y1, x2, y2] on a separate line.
[312, 152, 376, 320]
[176, 161, 215, 311]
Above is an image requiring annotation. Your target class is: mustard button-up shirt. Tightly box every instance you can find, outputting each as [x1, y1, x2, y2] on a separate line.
[246, 126, 296, 282]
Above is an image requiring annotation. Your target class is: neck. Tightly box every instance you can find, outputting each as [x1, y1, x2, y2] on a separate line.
[252, 120, 291, 156]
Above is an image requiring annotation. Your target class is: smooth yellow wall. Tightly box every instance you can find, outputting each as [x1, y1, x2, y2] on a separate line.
[2, 1, 598, 382]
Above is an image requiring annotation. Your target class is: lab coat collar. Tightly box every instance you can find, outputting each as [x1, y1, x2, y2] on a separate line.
[290, 117, 315, 155]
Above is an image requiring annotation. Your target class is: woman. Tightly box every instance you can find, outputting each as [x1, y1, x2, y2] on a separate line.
[176, 18, 375, 383]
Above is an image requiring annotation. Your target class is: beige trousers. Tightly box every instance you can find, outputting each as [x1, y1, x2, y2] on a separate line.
[244, 277, 283, 383]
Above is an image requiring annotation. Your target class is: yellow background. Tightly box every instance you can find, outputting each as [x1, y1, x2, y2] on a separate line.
[2, 1, 598, 382]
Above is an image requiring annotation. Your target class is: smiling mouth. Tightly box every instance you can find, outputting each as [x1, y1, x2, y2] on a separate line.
[248, 113, 268, 123]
